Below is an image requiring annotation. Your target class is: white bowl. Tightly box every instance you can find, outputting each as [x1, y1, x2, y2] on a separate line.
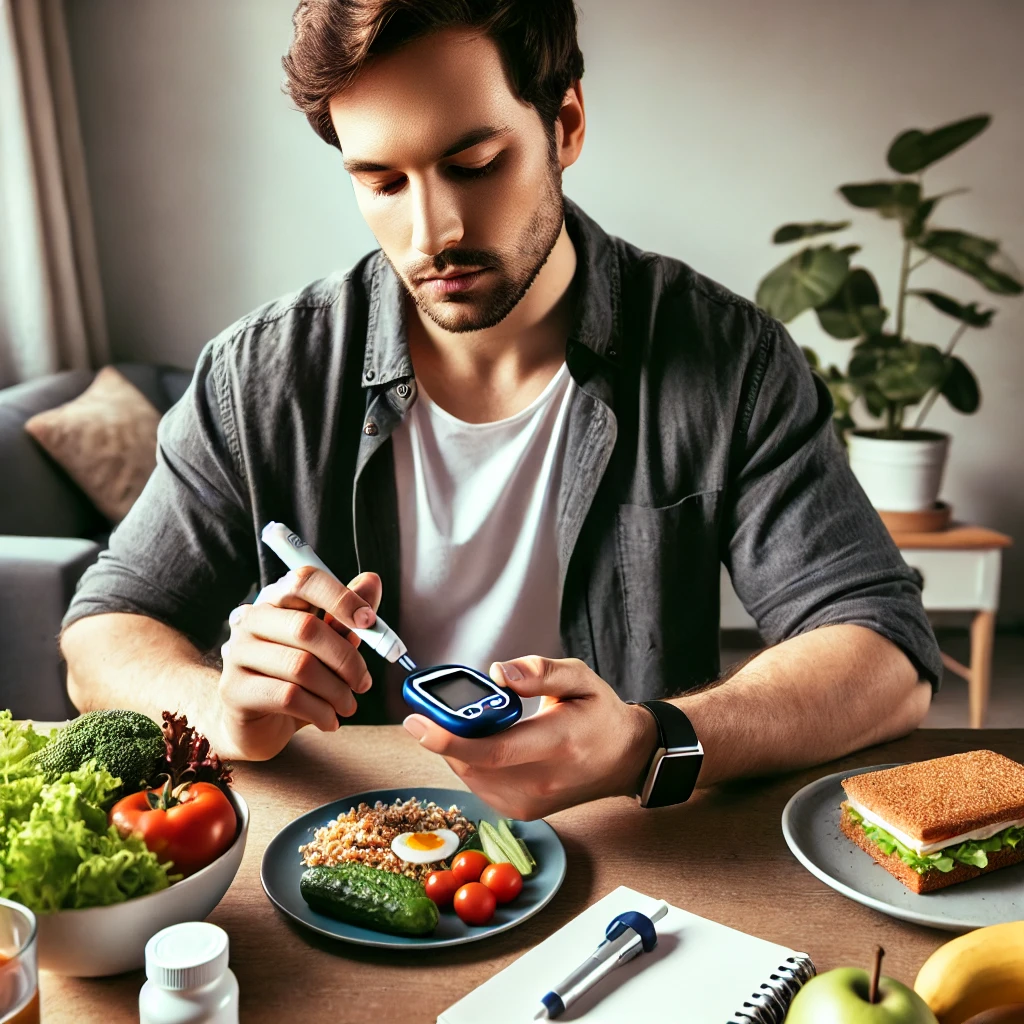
[36, 789, 248, 977]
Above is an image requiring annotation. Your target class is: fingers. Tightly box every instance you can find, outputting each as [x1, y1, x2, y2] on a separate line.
[221, 667, 342, 733]
[488, 656, 598, 700]
[403, 710, 570, 771]
[225, 635, 359, 719]
[255, 567, 377, 631]
[230, 602, 372, 694]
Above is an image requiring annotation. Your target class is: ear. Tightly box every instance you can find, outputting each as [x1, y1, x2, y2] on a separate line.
[555, 80, 586, 172]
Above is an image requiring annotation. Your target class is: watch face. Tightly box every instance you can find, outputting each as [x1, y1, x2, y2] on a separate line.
[644, 750, 702, 807]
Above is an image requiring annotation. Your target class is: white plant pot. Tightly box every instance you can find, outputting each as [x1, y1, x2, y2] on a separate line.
[847, 430, 950, 513]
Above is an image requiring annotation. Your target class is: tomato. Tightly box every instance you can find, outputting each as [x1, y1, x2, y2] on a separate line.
[451, 850, 489, 884]
[424, 869, 460, 909]
[480, 862, 522, 904]
[453, 882, 496, 926]
[109, 781, 237, 878]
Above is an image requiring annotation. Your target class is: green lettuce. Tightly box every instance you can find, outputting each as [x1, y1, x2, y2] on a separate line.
[847, 804, 1024, 875]
[0, 712, 53, 783]
[0, 752, 173, 913]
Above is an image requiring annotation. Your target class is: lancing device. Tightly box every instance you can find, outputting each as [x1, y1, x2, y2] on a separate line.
[260, 521, 416, 671]
[534, 902, 669, 1020]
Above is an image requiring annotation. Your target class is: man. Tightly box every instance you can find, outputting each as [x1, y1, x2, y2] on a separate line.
[61, 0, 941, 821]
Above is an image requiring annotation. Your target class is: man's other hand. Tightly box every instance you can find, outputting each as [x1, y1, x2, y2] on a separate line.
[402, 657, 658, 820]
[216, 567, 381, 761]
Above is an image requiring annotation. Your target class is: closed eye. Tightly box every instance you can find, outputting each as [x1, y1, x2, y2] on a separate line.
[368, 155, 502, 197]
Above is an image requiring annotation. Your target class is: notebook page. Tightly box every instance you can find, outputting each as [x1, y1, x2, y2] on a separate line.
[438, 886, 806, 1024]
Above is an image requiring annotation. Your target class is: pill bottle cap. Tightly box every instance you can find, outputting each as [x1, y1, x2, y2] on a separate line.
[145, 922, 230, 991]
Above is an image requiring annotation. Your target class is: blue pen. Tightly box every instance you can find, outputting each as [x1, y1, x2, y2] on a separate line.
[534, 902, 669, 1019]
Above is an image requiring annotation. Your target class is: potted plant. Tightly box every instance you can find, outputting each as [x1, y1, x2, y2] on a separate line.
[756, 114, 1021, 517]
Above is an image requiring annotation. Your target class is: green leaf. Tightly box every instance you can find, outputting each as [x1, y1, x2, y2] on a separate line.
[755, 245, 851, 322]
[849, 337, 946, 406]
[887, 115, 991, 174]
[918, 230, 1023, 294]
[838, 245, 862, 259]
[815, 268, 887, 339]
[908, 290, 995, 327]
[863, 385, 888, 418]
[801, 346, 821, 370]
[839, 181, 921, 220]
[773, 221, 851, 243]
[941, 356, 980, 413]
[904, 197, 937, 240]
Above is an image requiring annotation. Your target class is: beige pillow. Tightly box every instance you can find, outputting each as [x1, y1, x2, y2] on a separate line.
[24, 366, 161, 523]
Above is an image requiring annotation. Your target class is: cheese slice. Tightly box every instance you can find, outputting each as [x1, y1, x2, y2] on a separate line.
[846, 797, 1024, 856]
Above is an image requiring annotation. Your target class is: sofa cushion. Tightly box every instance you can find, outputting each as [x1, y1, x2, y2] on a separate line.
[24, 367, 161, 523]
[0, 370, 107, 537]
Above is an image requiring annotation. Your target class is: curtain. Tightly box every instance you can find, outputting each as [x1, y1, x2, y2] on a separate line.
[0, 0, 108, 388]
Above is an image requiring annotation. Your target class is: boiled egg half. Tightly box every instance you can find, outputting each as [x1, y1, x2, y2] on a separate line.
[391, 828, 460, 865]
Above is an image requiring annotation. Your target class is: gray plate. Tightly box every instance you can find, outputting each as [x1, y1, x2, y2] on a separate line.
[261, 787, 566, 949]
[782, 763, 1024, 932]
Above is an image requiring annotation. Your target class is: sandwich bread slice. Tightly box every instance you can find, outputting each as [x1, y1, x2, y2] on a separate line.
[840, 749, 1024, 894]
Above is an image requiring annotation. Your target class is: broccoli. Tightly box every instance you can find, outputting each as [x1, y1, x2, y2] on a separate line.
[32, 709, 164, 793]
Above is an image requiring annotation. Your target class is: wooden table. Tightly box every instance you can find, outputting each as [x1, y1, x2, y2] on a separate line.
[41, 727, 1024, 1023]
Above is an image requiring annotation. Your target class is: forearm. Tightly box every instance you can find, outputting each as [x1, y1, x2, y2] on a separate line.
[671, 624, 932, 788]
[61, 613, 221, 732]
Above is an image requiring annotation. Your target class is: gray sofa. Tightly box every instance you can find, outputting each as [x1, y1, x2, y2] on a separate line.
[0, 363, 192, 720]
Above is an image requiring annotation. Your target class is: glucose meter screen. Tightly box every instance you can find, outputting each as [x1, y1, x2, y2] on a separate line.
[422, 672, 494, 711]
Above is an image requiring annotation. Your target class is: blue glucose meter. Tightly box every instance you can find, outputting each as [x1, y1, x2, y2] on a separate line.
[402, 664, 522, 738]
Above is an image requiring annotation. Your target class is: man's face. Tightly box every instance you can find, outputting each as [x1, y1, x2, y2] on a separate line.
[330, 29, 566, 333]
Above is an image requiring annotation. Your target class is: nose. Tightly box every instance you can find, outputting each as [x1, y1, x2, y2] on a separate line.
[409, 180, 463, 257]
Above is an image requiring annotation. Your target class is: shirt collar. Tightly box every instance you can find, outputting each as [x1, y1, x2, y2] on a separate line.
[361, 196, 622, 389]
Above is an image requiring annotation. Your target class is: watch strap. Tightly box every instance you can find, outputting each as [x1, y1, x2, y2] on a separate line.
[629, 700, 704, 808]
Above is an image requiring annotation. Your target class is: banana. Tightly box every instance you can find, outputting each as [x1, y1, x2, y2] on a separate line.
[915, 921, 1024, 1024]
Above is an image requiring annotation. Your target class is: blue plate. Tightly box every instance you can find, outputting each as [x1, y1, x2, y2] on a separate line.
[260, 787, 567, 949]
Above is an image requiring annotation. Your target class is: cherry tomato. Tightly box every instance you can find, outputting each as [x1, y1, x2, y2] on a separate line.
[453, 882, 497, 926]
[424, 869, 461, 909]
[480, 862, 523, 904]
[109, 781, 237, 877]
[451, 850, 489, 885]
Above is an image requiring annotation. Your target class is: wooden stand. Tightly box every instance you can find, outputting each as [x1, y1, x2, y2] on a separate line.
[886, 525, 1011, 728]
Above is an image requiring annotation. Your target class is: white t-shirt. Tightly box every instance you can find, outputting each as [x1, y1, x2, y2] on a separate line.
[391, 363, 575, 687]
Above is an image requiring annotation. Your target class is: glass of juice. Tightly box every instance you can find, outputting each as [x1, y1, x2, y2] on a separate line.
[0, 898, 37, 1024]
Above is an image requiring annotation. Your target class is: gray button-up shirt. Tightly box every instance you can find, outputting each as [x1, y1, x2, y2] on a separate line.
[63, 199, 941, 722]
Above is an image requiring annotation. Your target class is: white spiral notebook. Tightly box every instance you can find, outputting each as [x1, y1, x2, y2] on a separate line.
[438, 886, 815, 1024]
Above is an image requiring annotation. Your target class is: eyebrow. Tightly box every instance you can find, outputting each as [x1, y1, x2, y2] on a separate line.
[342, 124, 513, 174]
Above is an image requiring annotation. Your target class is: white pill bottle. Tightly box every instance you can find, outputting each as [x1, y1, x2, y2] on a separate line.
[139, 922, 239, 1024]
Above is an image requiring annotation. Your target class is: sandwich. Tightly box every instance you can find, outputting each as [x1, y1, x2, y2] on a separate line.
[840, 749, 1024, 894]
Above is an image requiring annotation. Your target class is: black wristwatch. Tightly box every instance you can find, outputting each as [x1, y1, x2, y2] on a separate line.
[629, 700, 704, 808]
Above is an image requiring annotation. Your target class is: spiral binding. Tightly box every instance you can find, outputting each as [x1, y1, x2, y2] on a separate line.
[728, 954, 816, 1024]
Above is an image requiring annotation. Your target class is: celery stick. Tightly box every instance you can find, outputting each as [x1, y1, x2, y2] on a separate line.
[478, 822, 507, 866]
[498, 819, 536, 873]
[481, 820, 532, 876]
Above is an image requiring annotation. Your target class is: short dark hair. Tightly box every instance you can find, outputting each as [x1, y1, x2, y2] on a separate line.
[282, 0, 585, 149]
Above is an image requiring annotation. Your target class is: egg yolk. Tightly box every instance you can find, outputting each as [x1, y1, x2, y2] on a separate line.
[405, 832, 445, 851]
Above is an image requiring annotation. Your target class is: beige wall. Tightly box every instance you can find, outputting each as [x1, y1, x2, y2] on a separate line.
[64, 0, 1024, 622]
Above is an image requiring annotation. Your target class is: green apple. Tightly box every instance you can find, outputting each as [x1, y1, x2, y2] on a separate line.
[785, 968, 939, 1024]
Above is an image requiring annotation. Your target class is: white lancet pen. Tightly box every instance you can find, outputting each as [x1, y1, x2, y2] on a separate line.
[259, 521, 417, 672]
[534, 902, 669, 1019]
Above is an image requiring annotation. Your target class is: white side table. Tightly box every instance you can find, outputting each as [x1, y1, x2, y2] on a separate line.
[719, 524, 1012, 727]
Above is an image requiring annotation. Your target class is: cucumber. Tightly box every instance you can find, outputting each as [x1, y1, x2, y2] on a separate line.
[299, 864, 439, 936]
[478, 820, 534, 877]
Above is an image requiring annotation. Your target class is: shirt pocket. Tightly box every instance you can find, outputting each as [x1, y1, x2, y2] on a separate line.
[614, 490, 723, 656]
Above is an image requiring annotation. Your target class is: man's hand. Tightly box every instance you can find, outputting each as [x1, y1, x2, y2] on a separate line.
[402, 657, 657, 820]
[216, 566, 381, 761]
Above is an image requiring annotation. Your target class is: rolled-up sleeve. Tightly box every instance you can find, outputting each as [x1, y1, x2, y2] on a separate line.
[62, 339, 257, 652]
[723, 319, 942, 689]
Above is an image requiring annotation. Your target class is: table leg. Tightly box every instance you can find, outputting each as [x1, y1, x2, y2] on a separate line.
[969, 610, 996, 728]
